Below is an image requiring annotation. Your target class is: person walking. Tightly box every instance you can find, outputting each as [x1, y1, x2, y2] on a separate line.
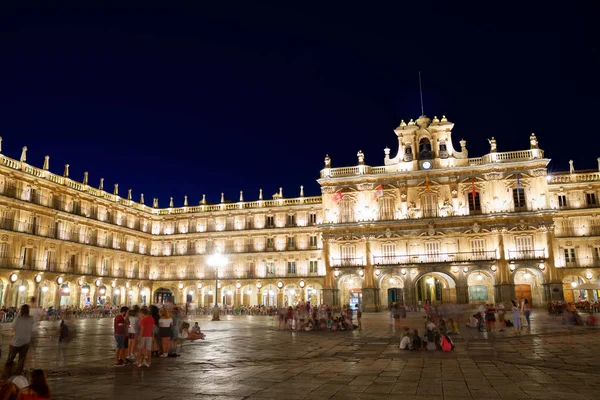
[496, 302, 506, 332]
[137, 307, 154, 367]
[523, 299, 531, 327]
[6, 304, 34, 375]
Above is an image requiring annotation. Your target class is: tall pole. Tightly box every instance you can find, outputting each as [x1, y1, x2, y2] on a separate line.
[214, 267, 218, 308]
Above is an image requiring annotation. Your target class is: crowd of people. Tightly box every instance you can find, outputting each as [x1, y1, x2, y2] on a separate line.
[547, 301, 599, 326]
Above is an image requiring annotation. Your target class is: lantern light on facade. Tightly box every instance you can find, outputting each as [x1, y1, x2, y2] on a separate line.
[256, 282, 262, 289]
[95, 279, 101, 287]
[236, 282, 242, 289]
[18, 285, 26, 292]
[178, 283, 184, 290]
[491, 264, 497, 272]
[111, 281, 116, 288]
[538, 263, 545, 270]
[571, 281, 578, 288]
[197, 282, 203, 289]
[56, 276, 64, 285]
[114, 288, 121, 295]
[41, 285, 48, 293]
[9, 273, 18, 283]
[277, 281, 284, 288]
[375, 269, 381, 276]
[227, 290, 233, 295]
[426, 277, 434, 285]
[585, 271, 593, 280]
[524, 270, 532, 280]
[358, 270, 364, 277]
[35, 274, 42, 283]
[299, 280, 306, 288]
[476, 273, 483, 281]
[81, 284, 90, 294]
[334, 270, 340, 277]
[509, 264, 516, 271]
[462, 266, 469, 273]
[400, 268, 407, 275]
[129, 290, 133, 296]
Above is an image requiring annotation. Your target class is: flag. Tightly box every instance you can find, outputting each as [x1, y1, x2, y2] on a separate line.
[333, 189, 343, 202]
[426, 173, 430, 192]
[517, 173, 521, 188]
[374, 184, 384, 199]
[471, 178, 476, 198]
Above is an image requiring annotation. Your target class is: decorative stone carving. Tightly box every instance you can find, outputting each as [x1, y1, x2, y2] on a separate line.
[0, 235, 8, 242]
[427, 223, 435, 236]
[321, 187, 336, 194]
[385, 228, 392, 238]
[517, 219, 527, 230]
[343, 230, 352, 240]
[358, 183, 374, 191]
[472, 222, 481, 233]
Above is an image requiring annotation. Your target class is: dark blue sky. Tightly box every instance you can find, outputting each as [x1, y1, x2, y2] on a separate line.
[0, 3, 598, 205]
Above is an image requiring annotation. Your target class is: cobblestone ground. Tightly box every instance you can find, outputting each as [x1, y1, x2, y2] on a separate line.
[2, 309, 600, 399]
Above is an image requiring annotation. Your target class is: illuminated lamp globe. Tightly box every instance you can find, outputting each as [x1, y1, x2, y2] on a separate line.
[571, 281, 578, 288]
[299, 280, 306, 288]
[128, 290, 133, 296]
[41, 285, 49, 293]
[114, 288, 121, 295]
[426, 277, 435, 285]
[236, 282, 242, 289]
[400, 268, 407, 275]
[178, 283, 184, 290]
[18, 285, 26, 292]
[197, 282, 203, 289]
[463, 266, 469, 273]
[375, 269, 381, 276]
[34, 274, 42, 283]
[524, 271, 532, 280]
[9, 273, 18, 283]
[477, 273, 483, 281]
[56, 276, 63, 285]
[277, 281, 284, 288]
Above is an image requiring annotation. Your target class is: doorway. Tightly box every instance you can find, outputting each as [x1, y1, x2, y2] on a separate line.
[349, 289, 362, 310]
[387, 288, 404, 305]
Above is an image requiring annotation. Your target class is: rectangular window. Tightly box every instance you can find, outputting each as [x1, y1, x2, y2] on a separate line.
[266, 238, 274, 249]
[266, 216, 274, 228]
[309, 213, 317, 225]
[341, 245, 355, 259]
[287, 261, 296, 274]
[309, 260, 318, 273]
[287, 215, 296, 226]
[102, 258, 110, 275]
[340, 199, 355, 223]
[586, 193, 597, 206]
[287, 236, 295, 248]
[595, 247, 600, 261]
[0, 243, 8, 259]
[425, 241, 441, 262]
[513, 188, 526, 210]
[382, 243, 396, 258]
[309, 235, 317, 247]
[266, 262, 275, 274]
[515, 236, 534, 258]
[421, 193, 438, 218]
[564, 248, 576, 263]
[558, 195, 567, 208]
[468, 192, 481, 213]
[378, 197, 395, 220]
[471, 239, 486, 254]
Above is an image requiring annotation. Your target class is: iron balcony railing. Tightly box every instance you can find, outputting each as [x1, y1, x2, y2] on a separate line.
[508, 249, 546, 260]
[373, 250, 497, 266]
[331, 257, 366, 268]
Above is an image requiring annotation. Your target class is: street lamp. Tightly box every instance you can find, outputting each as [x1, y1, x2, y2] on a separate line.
[208, 252, 227, 321]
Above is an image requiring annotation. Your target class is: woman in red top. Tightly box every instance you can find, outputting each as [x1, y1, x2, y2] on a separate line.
[17, 369, 50, 400]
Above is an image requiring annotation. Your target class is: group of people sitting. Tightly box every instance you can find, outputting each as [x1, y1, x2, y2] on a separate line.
[399, 317, 456, 352]
[279, 304, 361, 331]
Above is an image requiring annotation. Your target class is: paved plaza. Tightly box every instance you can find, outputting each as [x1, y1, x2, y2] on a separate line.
[2, 310, 600, 399]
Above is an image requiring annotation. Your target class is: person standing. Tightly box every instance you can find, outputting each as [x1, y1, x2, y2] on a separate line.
[137, 307, 154, 367]
[6, 305, 34, 374]
[523, 299, 531, 327]
[356, 306, 362, 330]
[127, 306, 140, 361]
[158, 308, 173, 357]
[496, 302, 506, 332]
[113, 306, 129, 367]
[511, 300, 522, 334]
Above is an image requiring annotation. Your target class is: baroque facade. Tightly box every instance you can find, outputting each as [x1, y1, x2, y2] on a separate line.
[0, 115, 598, 311]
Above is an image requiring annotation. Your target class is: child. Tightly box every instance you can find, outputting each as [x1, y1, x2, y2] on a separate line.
[176, 322, 190, 353]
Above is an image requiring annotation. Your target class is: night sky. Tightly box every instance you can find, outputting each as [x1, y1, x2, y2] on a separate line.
[0, 3, 598, 206]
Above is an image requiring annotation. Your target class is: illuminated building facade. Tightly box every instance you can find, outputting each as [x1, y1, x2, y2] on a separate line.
[0, 115, 597, 311]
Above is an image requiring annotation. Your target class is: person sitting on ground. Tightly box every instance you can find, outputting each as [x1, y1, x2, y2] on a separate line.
[188, 322, 205, 340]
[399, 329, 413, 350]
[586, 313, 597, 326]
[326, 317, 332, 330]
[17, 369, 50, 400]
[412, 330, 422, 350]
[441, 333, 455, 352]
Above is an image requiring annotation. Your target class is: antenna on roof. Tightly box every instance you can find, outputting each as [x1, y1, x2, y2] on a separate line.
[418, 71, 424, 116]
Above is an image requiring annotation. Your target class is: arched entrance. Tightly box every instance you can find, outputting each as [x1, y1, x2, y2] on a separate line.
[241, 284, 253, 306]
[154, 287, 174, 304]
[513, 268, 544, 306]
[261, 284, 278, 307]
[283, 285, 300, 307]
[337, 274, 364, 309]
[415, 272, 456, 304]
[379, 275, 405, 307]
[467, 270, 496, 304]
[305, 283, 322, 306]
[221, 285, 235, 307]
[562, 275, 586, 303]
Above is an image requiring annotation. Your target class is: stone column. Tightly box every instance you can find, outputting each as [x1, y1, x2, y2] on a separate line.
[277, 291, 284, 308]
[321, 237, 336, 307]
[494, 231, 514, 305]
[361, 238, 379, 312]
[542, 228, 562, 302]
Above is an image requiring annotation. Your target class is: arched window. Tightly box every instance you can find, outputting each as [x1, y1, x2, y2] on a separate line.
[403, 145, 413, 162]
[378, 197, 395, 221]
[339, 198, 355, 223]
[419, 138, 432, 160]
[439, 142, 448, 159]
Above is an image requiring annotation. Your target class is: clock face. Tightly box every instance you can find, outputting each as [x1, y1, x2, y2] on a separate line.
[422, 161, 432, 170]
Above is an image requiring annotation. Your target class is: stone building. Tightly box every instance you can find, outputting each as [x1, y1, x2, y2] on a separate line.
[0, 115, 597, 311]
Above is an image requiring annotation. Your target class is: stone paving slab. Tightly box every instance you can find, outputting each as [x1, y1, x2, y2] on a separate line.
[1, 309, 600, 399]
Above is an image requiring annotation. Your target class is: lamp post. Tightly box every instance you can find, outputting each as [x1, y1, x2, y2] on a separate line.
[208, 252, 227, 321]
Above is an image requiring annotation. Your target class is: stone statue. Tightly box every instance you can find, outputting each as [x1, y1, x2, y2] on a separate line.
[488, 137, 497, 153]
[407, 201, 418, 219]
[357, 150, 365, 165]
[442, 198, 454, 216]
[20, 146, 27, 163]
[324, 154, 331, 168]
[530, 133, 539, 149]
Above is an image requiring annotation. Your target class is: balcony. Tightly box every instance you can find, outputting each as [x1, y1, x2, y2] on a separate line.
[373, 250, 497, 266]
[556, 225, 600, 237]
[331, 257, 365, 268]
[508, 249, 546, 260]
[562, 257, 600, 268]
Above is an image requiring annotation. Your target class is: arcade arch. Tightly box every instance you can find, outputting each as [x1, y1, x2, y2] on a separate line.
[415, 271, 456, 304]
[467, 270, 496, 304]
[512, 268, 545, 306]
[562, 275, 587, 303]
[379, 274, 405, 307]
[337, 273, 364, 309]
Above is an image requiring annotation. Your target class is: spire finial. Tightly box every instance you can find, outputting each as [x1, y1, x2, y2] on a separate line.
[169, 197, 174, 207]
[0, 137, 3, 153]
[113, 183, 118, 196]
[83, 171, 88, 185]
[140, 193, 145, 204]
[63, 164, 70, 178]
[153, 198, 158, 208]
[300, 185, 304, 197]
[279, 187, 283, 198]
[220, 192, 224, 203]
[20, 146, 27, 163]
[99, 178, 104, 191]
[259, 189, 263, 200]
[201, 194, 206, 204]
[184, 195, 188, 206]
[127, 189, 132, 200]
[43, 156, 49, 170]
[239, 191, 244, 202]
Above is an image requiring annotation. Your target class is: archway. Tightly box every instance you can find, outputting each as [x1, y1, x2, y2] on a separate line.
[202, 285, 216, 307]
[415, 272, 456, 304]
[283, 285, 300, 307]
[241, 284, 254, 306]
[379, 274, 405, 307]
[562, 275, 586, 303]
[513, 268, 544, 306]
[261, 284, 278, 307]
[221, 285, 235, 307]
[305, 283, 322, 306]
[467, 270, 496, 304]
[154, 287, 174, 304]
[337, 274, 364, 309]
